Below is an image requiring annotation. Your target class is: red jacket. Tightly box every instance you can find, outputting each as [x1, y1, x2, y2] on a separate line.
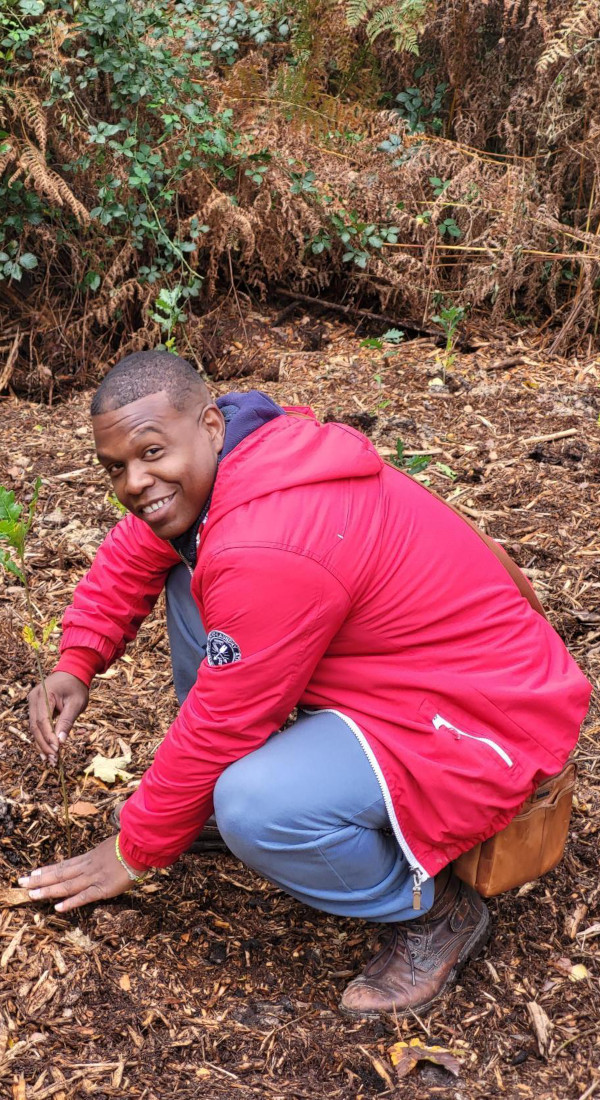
[56, 413, 591, 880]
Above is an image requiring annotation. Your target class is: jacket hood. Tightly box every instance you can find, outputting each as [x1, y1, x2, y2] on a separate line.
[170, 390, 285, 565]
[206, 403, 383, 529]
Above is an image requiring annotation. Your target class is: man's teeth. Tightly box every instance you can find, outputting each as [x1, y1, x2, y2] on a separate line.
[142, 495, 172, 515]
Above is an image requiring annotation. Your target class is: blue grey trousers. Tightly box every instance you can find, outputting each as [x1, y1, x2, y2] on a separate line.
[165, 564, 434, 921]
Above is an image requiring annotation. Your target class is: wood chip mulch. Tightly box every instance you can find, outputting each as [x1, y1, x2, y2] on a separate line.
[0, 308, 598, 1099]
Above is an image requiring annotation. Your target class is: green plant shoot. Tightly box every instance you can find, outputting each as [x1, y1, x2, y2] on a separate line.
[391, 440, 432, 476]
[0, 480, 72, 856]
[431, 304, 467, 379]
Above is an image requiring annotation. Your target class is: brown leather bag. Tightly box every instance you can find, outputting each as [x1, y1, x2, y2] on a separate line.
[453, 760, 577, 896]
[380, 461, 575, 895]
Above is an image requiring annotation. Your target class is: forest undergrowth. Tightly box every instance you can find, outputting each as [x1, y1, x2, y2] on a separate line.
[1, 0, 600, 394]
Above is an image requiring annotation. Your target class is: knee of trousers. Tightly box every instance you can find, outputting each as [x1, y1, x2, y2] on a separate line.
[213, 758, 281, 862]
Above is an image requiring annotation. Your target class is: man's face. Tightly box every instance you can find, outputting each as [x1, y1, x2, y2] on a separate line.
[93, 390, 225, 540]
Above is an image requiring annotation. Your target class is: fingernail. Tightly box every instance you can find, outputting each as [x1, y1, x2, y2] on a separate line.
[29, 889, 42, 900]
[49, 756, 56, 766]
[40, 754, 46, 763]
[58, 732, 67, 743]
[55, 902, 64, 912]
[18, 876, 29, 887]
[29, 868, 41, 879]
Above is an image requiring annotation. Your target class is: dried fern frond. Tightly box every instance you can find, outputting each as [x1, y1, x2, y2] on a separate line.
[104, 244, 135, 289]
[90, 279, 140, 328]
[19, 143, 90, 223]
[11, 89, 48, 154]
[537, 0, 600, 71]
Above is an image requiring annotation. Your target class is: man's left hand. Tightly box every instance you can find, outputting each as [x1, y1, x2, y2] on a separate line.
[18, 836, 141, 912]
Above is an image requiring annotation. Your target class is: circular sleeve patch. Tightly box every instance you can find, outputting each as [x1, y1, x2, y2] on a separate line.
[206, 630, 242, 667]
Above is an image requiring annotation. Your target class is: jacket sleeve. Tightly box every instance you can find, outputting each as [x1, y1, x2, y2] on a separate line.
[118, 545, 350, 869]
[53, 513, 180, 685]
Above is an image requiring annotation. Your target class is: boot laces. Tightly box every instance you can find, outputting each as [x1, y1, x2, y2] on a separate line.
[367, 925, 425, 987]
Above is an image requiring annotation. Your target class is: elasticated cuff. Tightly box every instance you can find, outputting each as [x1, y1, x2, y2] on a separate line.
[53, 647, 106, 687]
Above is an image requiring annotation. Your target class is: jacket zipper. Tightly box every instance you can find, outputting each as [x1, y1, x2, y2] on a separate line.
[432, 713, 513, 767]
[177, 550, 194, 577]
[303, 707, 428, 910]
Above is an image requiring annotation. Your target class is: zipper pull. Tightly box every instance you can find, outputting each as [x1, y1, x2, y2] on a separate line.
[412, 871, 422, 912]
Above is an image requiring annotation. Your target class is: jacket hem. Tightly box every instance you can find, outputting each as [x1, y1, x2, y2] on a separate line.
[303, 707, 430, 882]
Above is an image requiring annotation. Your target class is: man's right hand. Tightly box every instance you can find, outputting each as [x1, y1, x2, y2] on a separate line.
[28, 673, 89, 763]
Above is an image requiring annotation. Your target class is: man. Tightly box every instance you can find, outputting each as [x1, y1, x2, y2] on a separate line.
[22, 351, 591, 1016]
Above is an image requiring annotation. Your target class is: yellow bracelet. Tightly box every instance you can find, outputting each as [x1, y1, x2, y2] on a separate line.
[115, 835, 148, 883]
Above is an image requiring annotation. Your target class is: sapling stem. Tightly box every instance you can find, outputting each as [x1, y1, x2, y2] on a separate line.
[18, 547, 72, 858]
[0, 480, 72, 858]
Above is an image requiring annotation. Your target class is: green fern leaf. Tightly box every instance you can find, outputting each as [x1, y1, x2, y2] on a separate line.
[346, 0, 374, 28]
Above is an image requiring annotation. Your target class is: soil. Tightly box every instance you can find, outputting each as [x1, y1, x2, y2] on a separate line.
[0, 306, 599, 1100]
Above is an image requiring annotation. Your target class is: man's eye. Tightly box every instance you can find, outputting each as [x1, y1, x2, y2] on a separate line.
[144, 447, 162, 459]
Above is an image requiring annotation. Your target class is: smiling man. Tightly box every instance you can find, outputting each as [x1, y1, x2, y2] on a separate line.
[22, 350, 591, 1017]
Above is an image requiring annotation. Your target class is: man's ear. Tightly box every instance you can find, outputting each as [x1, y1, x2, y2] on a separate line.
[200, 404, 226, 453]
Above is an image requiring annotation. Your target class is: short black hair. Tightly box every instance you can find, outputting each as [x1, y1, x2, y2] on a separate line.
[91, 350, 209, 416]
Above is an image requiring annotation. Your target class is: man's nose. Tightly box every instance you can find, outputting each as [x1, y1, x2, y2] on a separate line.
[125, 461, 154, 496]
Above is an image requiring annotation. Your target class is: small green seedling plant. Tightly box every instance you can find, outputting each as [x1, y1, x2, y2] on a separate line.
[390, 443, 458, 484]
[361, 328, 405, 358]
[0, 480, 72, 856]
[431, 303, 467, 379]
[391, 440, 432, 476]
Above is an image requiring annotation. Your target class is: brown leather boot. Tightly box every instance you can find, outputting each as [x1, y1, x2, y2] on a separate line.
[109, 802, 228, 853]
[340, 869, 490, 1017]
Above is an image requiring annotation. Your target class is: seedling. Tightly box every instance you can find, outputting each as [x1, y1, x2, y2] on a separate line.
[0, 480, 72, 856]
[361, 328, 405, 358]
[391, 440, 432, 476]
[431, 303, 467, 380]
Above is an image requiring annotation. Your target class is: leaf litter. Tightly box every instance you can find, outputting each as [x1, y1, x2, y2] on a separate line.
[0, 305, 598, 1097]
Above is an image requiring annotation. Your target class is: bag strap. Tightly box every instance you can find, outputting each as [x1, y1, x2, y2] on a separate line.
[382, 460, 547, 619]
[284, 409, 547, 620]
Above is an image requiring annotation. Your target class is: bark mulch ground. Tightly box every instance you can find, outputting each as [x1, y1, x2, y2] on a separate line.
[0, 308, 598, 1099]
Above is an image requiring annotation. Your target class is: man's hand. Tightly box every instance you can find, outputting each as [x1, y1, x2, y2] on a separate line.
[28, 672, 89, 763]
[18, 836, 141, 912]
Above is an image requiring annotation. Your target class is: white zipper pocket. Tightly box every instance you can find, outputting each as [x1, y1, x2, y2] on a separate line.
[432, 713, 513, 768]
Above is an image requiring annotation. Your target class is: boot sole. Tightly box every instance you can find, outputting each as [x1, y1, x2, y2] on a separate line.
[339, 905, 491, 1019]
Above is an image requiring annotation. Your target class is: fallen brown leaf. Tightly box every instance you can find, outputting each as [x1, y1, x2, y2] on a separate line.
[527, 1001, 553, 1057]
[390, 1037, 462, 1079]
[564, 903, 588, 939]
[69, 800, 99, 817]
